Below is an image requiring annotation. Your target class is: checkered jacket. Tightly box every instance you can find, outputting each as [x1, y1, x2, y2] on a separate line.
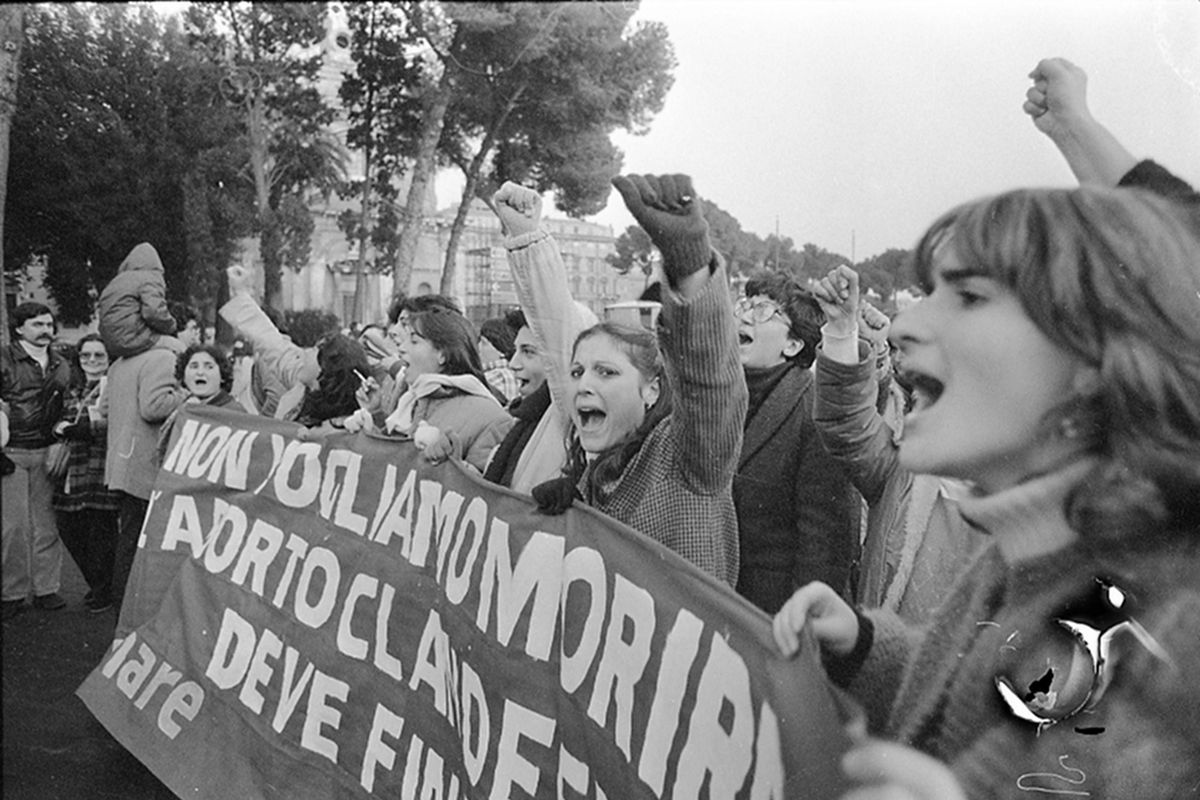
[508, 232, 746, 585]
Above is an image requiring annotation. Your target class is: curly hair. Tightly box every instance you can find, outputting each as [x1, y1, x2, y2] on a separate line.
[910, 186, 1200, 536]
[742, 271, 825, 368]
[175, 344, 234, 393]
[295, 334, 370, 427]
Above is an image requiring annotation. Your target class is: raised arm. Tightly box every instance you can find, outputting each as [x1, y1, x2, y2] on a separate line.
[811, 266, 899, 502]
[612, 174, 746, 492]
[219, 265, 318, 394]
[494, 183, 596, 426]
[1023, 57, 1137, 188]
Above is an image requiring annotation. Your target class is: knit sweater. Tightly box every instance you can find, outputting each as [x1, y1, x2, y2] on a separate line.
[509, 232, 746, 585]
[847, 461, 1200, 799]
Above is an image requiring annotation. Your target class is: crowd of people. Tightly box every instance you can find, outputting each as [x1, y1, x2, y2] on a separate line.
[3, 57, 1198, 798]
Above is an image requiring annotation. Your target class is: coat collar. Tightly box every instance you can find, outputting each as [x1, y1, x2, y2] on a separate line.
[739, 363, 813, 468]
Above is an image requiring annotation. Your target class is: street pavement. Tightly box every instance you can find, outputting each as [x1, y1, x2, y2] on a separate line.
[2, 557, 175, 799]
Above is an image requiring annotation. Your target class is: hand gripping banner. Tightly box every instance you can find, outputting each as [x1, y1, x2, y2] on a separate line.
[78, 405, 852, 799]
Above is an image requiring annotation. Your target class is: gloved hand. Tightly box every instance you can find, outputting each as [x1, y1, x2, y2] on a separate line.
[531, 476, 580, 515]
[58, 419, 92, 442]
[611, 174, 711, 283]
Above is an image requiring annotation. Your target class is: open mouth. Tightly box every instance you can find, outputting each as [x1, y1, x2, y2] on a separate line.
[737, 330, 754, 345]
[902, 369, 944, 413]
[576, 406, 606, 432]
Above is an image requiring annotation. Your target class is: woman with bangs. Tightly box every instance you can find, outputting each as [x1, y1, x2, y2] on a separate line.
[494, 174, 747, 587]
[346, 306, 513, 474]
[773, 186, 1200, 799]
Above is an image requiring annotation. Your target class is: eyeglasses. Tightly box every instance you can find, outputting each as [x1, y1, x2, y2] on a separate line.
[734, 297, 787, 325]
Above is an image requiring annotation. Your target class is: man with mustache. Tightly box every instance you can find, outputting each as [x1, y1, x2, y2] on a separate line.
[1, 303, 73, 620]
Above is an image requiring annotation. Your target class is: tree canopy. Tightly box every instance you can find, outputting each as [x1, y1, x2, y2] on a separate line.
[7, 3, 251, 326]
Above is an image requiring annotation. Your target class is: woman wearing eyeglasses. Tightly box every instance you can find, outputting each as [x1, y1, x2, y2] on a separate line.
[495, 174, 747, 586]
[731, 274, 859, 613]
[49, 334, 120, 613]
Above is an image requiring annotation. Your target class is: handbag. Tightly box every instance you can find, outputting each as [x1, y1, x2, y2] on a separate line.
[44, 440, 71, 479]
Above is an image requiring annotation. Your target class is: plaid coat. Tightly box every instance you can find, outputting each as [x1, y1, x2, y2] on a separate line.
[52, 378, 119, 513]
[508, 232, 746, 585]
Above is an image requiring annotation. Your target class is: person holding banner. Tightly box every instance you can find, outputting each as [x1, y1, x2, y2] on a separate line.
[497, 175, 747, 586]
[346, 306, 513, 473]
[481, 307, 599, 493]
[773, 185, 1200, 798]
[810, 264, 982, 623]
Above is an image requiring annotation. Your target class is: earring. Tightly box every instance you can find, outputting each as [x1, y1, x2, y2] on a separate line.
[1058, 415, 1080, 440]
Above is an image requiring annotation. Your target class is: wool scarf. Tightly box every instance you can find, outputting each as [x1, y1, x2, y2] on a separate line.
[385, 373, 498, 435]
[484, 381, 551, 488]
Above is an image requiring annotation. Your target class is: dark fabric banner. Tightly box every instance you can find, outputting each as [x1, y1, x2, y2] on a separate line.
[78, 405, 852, 799]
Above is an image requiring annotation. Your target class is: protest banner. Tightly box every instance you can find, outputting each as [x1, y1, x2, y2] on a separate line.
[78, 405, 854, 799]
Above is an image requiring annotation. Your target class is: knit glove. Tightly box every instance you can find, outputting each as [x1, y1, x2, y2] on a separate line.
[611, 174, 711, 283]
[531, 476, 580, 516]
[58, 419, 92, 442]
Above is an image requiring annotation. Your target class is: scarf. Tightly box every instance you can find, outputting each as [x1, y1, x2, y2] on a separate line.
[385, 373, 498, 434]
[484, 381, 551, 487]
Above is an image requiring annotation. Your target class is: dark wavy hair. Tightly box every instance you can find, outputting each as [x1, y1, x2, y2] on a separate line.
[910, 186, 1200, 537]
[408, 307, 503, 402]
[295, 334, 369, 427]
[743, 271, 824, 368]
[561, 321, 673, 501]
[11, 301, 54, 333]
[387, 293, 460, 325]
[176, 343, 234, 393]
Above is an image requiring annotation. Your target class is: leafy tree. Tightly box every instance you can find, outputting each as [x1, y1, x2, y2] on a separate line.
[8, 4, 249, 327]
[855, 247, 912, 302]
[0, 4, 23, 346]
[389, 2, 675, 298]
[338, 3, 423, 321]
[436, 2, 674, 295]
[699, 198, 767, 275]
[185, 2, 344, 310]
[606, 225, 655, 276]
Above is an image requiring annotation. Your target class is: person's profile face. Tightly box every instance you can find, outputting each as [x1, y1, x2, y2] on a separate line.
[890, 252, 1091, 492]
[508, 326, 547, 399]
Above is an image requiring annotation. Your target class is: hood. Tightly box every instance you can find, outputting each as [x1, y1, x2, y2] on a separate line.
[118, 242, 164, 274]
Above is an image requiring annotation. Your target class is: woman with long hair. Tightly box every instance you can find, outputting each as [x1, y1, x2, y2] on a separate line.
[774, 186, 1200, 798]
[348, 306, 512, 473]
[496, 175, 746, 586]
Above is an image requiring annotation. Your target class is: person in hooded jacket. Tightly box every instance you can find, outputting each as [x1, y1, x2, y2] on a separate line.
[97, 242, 178, 359]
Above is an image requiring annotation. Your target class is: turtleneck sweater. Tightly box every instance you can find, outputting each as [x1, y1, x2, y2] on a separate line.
[838, 458, 1200, 799]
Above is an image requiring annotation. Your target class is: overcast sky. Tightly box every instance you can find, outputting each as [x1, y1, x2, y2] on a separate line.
[535, 0, 1200, 260]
